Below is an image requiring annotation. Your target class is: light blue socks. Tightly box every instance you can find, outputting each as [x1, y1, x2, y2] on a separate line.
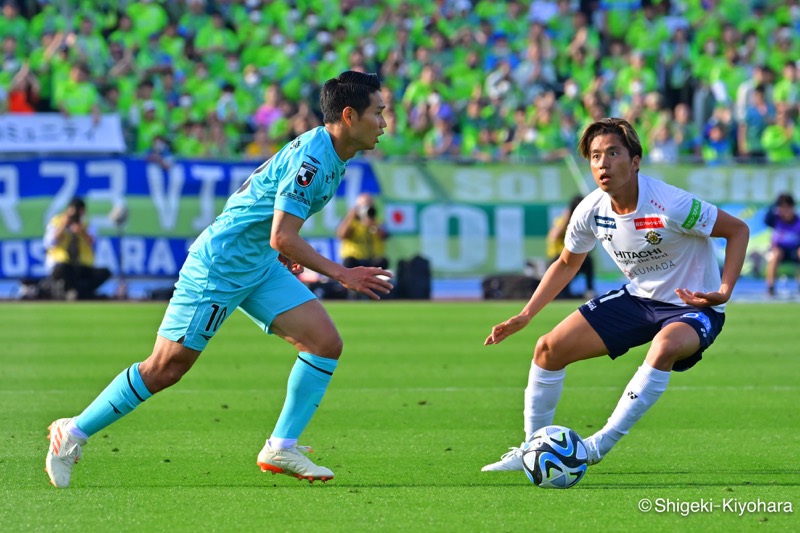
[71, 362, 153, 437]
[68, 353, 337, 446]
[270, 353, 338, 446]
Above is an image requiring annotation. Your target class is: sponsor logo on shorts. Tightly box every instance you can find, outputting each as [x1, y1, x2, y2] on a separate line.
[644, 230, 663, 245]
[594, 216, 616, 229]
[682, 199, 702, 229]
[295, 161, 318, 187]
[681, 312, 711, 338]
[634, 217, 664, 230]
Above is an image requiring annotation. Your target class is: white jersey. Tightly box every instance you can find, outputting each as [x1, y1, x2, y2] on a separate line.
[565, 174, 723, 310]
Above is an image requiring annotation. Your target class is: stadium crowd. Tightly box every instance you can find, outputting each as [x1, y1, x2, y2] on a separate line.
[1, 0, 799, 164]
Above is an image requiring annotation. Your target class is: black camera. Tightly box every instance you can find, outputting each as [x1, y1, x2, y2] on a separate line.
[357, 205, 377, 219]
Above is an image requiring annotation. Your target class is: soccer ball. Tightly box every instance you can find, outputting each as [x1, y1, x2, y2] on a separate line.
[522, 425, 588, 489]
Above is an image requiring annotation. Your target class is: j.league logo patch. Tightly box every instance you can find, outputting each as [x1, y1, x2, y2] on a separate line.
[295, 162, 318, 187]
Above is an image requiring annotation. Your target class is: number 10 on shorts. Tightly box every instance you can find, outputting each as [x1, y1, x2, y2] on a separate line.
[205, 304, 228, 332]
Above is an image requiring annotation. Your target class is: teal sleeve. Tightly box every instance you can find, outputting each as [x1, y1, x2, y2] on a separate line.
[274, 158, 321, 220]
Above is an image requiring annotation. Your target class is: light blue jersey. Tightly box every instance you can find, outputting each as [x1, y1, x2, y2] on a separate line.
[158, 127, 346, 351]
[189, 126, 347, 285]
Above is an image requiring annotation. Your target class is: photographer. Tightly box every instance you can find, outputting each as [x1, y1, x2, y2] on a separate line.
[43, 197, 111, 300]
[764, 192, 800, 296]
[336, 193, 389, 269]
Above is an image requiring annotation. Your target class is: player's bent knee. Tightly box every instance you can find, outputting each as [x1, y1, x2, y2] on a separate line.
[140, 358, 192, 392]
[646, 342, 691, 371]
[295, 329, 343, 359]
[140, 346, 199, 393]
[533, 335, 569, 370]
[315, 331, 343, 359]
[162, 360, 193, 386]
[645, 351, 677, 371]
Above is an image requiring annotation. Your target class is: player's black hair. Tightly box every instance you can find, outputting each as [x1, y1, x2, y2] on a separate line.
[577, 117, 643, 161]
[320, 71, 381, 124]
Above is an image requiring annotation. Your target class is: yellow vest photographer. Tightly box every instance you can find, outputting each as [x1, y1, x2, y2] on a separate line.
[336, 193, 389, 269]
[43, 197, 111, 300]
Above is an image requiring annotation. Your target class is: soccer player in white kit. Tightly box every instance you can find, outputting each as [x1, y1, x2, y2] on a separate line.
[482, 118, 750, 471]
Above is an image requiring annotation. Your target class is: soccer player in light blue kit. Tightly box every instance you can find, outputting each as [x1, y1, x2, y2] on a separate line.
[45, 71, 392, 487]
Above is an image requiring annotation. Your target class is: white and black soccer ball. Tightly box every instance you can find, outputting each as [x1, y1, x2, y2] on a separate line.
[522, 425, 588, 489]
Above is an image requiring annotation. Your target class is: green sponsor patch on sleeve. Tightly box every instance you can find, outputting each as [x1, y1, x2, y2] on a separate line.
[681, 198, 701, 229]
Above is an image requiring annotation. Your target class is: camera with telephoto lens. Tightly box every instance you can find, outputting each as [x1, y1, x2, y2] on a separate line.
[357, 205, 377, 219]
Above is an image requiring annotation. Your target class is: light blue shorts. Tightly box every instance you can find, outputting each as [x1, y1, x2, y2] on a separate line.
[158, 253, 316, 351]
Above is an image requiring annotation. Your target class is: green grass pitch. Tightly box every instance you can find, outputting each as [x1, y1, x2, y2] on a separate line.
[1, 301, 798, 532]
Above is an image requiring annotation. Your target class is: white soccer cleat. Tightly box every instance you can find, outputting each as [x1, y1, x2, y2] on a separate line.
[45, 418, 86, 488]
[582, 435, 604, 465]
[481, 443, 526, 472]
[257, 442, 334, 483]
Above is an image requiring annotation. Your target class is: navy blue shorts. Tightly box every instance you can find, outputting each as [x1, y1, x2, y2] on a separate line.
[578, 287, 725, 372]
[776, 245, 800, 263]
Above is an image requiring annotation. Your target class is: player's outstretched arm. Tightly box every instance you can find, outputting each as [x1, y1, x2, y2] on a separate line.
[272, 210, 393, 300]
[485, 250, 587, 345]
[675, 208, 750, 307]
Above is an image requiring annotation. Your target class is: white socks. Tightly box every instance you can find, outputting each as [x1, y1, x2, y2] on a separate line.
[524, 363, 566, 441]
[66, 419, 88, 440]
[593, 362, 671, 456]
[522, 360, 671, 458]
[268, 437, 298, 450]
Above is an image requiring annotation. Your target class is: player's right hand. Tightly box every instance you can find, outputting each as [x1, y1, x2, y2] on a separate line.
[484, 314, 532, 345]
[277, 254, 304, 276]
[340, 266, 393, 300]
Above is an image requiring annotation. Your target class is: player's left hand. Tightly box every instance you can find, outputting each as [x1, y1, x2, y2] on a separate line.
[278, 254, 304, 276]
[340, 266, 393, 300]
[674, 288, 729, 307]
